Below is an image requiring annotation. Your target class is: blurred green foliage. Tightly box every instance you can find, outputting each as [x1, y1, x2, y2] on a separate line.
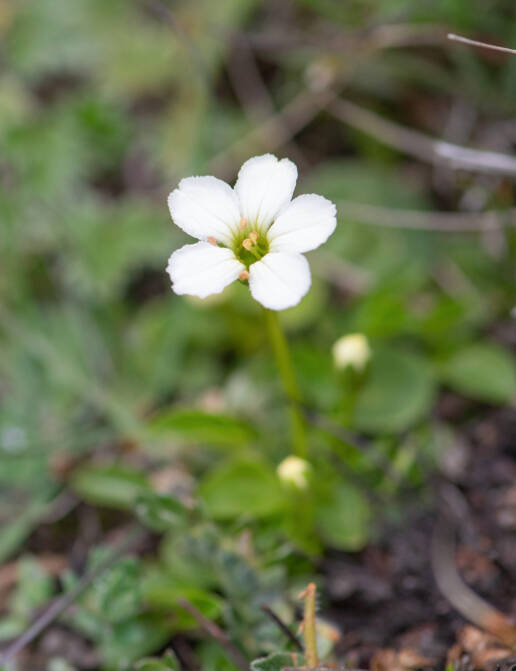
[2, 0, 516, 668]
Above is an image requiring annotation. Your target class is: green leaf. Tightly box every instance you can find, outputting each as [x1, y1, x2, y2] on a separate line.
[103, 613, 171, 669]
[251, 652, 305, 671]
[135, 652, 180, 671]
[47, 659, 78, 671]
[149, 409, 257, 447]
[353, 347, 436, 433]
[142, 571, 223, 630]
[135, 492, 188, 532]
[0, 615, 26, 641]
[200, 458, 285, 519]
[70, 464, 150, 510]
[10, 556, 54, 619]
[439, 342, 516, 404]
[316, 480, 371, 551]
[92, 558, 142, 623]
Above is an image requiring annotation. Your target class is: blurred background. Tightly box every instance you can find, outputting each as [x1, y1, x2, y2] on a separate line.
[1, 1, 516, 670]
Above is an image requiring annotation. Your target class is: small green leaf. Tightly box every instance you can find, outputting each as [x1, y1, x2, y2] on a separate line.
[149, 409, 257, 447]
[200, 458, 285, 519]
[70, 464, 150, 510]
[135, 492, 187, 532]
[135, 651, 180, 671]
[104, 614, 171, 668]
[47, 659, 78, 671]
[142, 569, 223, 624]
[440, 342, 516, 404]
[251, 652, 305, 671]
[353, 347, 435, 433]
[0, 615, 26, 641]
[316, 480, 371, 551]
[11, 556, 54, 618]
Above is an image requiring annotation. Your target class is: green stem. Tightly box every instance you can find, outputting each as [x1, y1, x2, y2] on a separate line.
[263, 309, 308, 458]
[301, 582, 318, 667]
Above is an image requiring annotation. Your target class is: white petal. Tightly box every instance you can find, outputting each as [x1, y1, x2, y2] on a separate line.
[248, 252, 311, 311]
[268, 194, 337, 253]
[234, 154, 297, 230]
[168, 176, 241, 245]
[166, 242, 244, 299]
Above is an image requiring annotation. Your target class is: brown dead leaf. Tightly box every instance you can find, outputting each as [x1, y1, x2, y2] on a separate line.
[447, 626, 515, 671]
[370, 647, 435, 671]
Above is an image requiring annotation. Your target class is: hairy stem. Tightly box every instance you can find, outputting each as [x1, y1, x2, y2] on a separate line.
[300, 582, 318, 667]
[263, 309, 308, 458]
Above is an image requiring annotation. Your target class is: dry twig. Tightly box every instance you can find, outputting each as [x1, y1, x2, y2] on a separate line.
[335, 200, 516, 232]
[225, 33, 307, 168]
[330, 99, 516, 177]
[310, 250, 371, 294]
[177, 598, 249, 671]
[206, 23, 454, 179]
[432, 514, 516, 648]
[260, 605, 303, 651]
[448, 33, 516, 56]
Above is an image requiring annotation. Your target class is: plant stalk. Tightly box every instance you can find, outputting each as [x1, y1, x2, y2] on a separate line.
[300, 582, 318, 667]
[263, 309, 308, 458]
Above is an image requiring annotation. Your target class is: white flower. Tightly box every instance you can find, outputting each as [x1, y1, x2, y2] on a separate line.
[332, 333, 371, 372]
[166, 154, 337, 311]
[277, 455, 311, 489]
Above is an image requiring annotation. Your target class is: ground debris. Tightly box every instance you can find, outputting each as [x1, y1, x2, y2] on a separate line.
[370, 647, 435, 671]
[446, 625, 515, 671]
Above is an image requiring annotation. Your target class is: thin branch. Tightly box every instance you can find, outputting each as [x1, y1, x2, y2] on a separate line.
[226, 35, 276, 123]
[330, 99, 516, 177]
[225, 33, 307, 168]
[260, 605, 303, 651]
[207, 87, 336, 179]
[177, 598, 248, 671]
[0, 526, 145, 666]
[431, 514, 516, 648]
[233, 23, 446, 54]
[335, 200, 516, 232]
[206, 23, 449, 179]
[448, 33, 516, 55]
[310, 250, 371, 294]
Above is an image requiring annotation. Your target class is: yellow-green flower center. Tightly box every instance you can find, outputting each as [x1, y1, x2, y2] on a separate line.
[231, 220, 269, 268]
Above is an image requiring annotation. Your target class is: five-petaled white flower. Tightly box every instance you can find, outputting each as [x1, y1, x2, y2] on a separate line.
[166, 154, 337, 311]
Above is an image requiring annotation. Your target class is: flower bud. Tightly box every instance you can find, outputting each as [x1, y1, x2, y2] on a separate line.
[332, 333, 371, 372]
[277, 456, 311, 489]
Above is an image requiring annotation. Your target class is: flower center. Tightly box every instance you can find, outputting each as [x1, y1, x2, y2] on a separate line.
[231, 219, 269, 268]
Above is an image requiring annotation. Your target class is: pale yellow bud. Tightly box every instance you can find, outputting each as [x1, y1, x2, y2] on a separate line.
[277, 456, 311, 489]
[332, 333, 371, 372]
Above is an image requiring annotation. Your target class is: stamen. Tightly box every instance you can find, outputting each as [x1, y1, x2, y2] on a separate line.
[239, 217, 248, 230]
[242, 238, 254, 251]
[238, 270, 250, 281]
[249, 231, 259, 243]
[207, 236, 217, 246]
